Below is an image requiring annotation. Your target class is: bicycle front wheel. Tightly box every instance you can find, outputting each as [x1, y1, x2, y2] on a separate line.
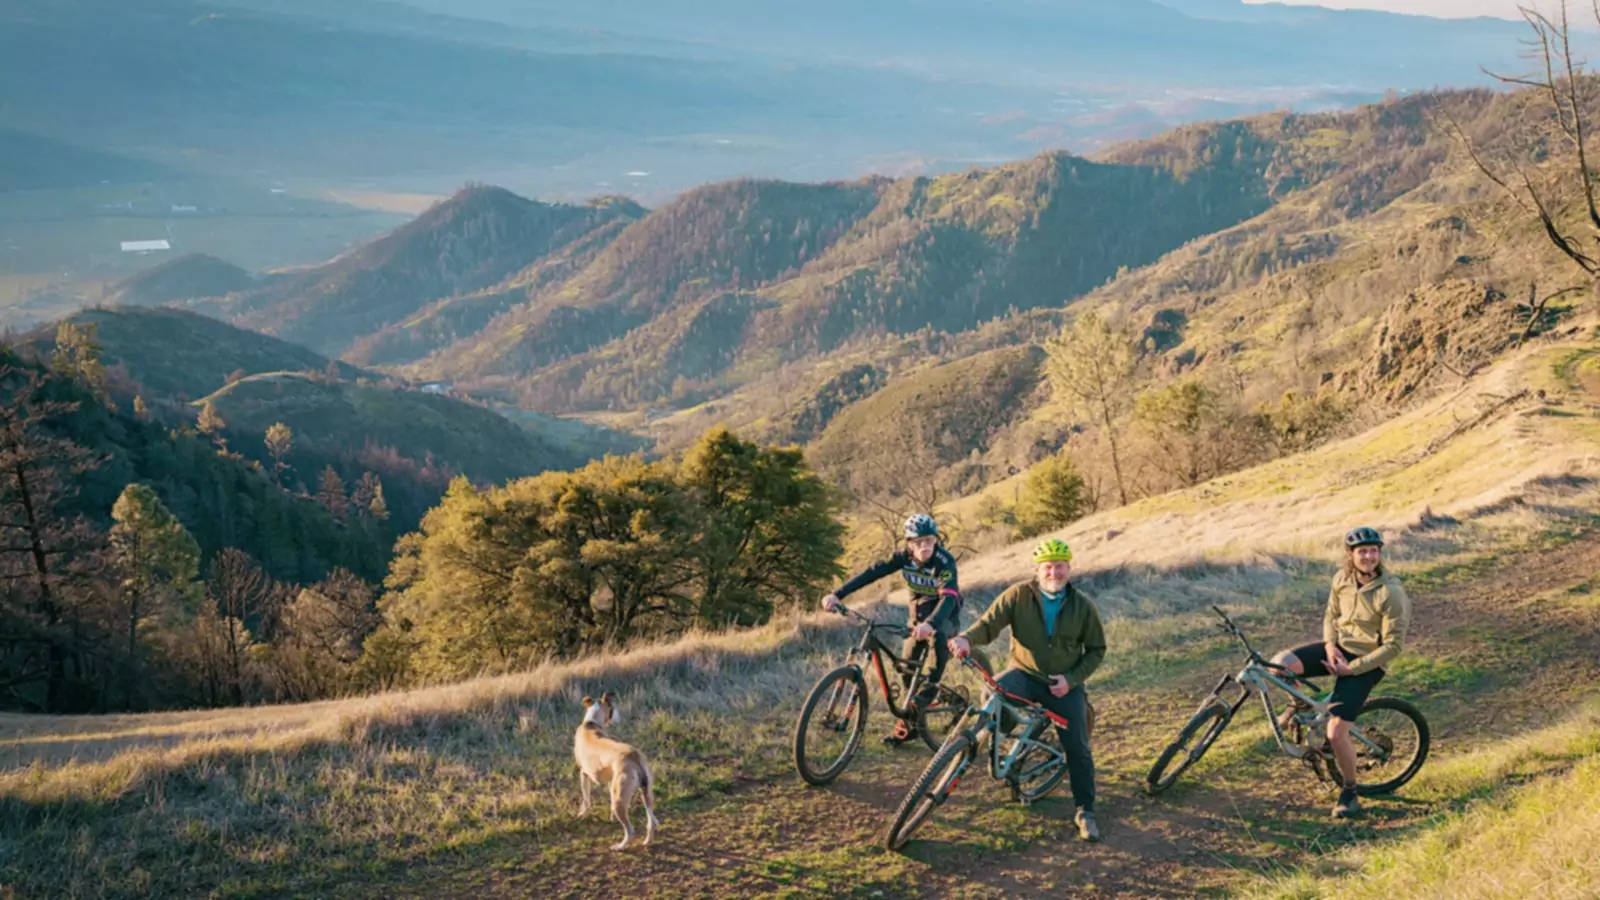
[1145, 699, 1233, 795]
[885, 730, 976, 851]
[794, 665, 868, 786]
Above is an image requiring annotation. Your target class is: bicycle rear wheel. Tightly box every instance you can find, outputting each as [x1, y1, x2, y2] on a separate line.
[1145, 699, 1233, 795]
[1314, 696, 1429, 795]
[794, 665, 868, 786]
[916, 683, 971, 751]
[885, 730, 976, 851]
[1007, 735, 1067, 804]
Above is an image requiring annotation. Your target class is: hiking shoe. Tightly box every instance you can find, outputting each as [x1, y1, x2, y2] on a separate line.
[882, 719, 913, 746]
[1277, 698, 1311, 733]
[1332, 787, 1361, 819]
[1075, 809, 1101, 843]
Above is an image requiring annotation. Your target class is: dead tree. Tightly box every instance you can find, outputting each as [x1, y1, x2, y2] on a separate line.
[1447, 2, 1600, 286]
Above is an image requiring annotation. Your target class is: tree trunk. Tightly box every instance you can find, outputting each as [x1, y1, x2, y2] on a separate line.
[12, 464, 67, 709]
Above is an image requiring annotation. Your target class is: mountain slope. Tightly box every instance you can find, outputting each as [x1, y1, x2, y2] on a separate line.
[199, 187, 641, 356]
[27, 306, 629, 538]
[410, 178, 885, 391]
[411, 145, 1303, 411]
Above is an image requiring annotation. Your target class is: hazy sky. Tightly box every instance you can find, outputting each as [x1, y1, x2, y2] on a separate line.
[1252, 0, 1533, 18]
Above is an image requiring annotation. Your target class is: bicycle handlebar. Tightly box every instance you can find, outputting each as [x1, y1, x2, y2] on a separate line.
[830, 601, 913, 638]
[1210, 605, 1326, 686]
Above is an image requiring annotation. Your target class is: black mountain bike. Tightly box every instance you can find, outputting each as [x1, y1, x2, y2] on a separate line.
[1146, 606, 1430, 796]
[793, 603, 980, 786]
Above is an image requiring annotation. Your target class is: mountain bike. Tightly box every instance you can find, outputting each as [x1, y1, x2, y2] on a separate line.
[883, 654, 1076, 850]
[793, 602, 981, 786]
[1145, 605, 1429, 796]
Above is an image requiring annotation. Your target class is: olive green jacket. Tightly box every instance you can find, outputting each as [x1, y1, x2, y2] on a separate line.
[1323, 569, 1411, 676]
[960, 580, 1106, 685]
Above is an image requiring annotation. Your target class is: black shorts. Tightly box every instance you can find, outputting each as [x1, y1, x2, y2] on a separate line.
[1289, 642, 1386, 722]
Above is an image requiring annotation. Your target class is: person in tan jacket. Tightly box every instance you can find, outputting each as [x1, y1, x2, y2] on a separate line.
[1271, 526, 1412, 819]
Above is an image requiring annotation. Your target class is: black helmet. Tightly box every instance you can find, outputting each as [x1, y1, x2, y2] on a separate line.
[903, 513, 939, 540]
[1344, 526, 1384, 549]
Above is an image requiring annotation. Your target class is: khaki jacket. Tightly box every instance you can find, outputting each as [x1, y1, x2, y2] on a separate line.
[1323, 569, 1411, 676]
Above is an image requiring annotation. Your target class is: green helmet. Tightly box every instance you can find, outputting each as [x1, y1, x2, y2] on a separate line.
[1031, 537, 1073, 564]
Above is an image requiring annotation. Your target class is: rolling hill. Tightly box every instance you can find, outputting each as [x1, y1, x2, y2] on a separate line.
[117, 84, 1593, 519]
[103, 254, 255, 310]
[25, 305, 636, 537]
[36, 306, 364, 403]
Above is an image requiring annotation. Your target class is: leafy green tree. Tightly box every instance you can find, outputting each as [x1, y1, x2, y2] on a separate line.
[679, 427, 844, 628]
[1012, 451, 1089, 539]
[374, 430, 847, 684]
[1263, 390, 1347, 455]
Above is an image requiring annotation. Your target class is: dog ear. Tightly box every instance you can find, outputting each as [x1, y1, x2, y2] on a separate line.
[582, 695, 594, 708]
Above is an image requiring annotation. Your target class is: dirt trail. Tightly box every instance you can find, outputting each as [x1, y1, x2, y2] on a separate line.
[384, 523, 1600, 899]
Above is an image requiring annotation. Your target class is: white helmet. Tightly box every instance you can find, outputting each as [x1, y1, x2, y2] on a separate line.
[903, 513, 939, 539]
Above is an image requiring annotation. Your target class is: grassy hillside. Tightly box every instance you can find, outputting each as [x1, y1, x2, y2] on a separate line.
[4, 334, 1597, 897]
[807, 345, 1047, 494]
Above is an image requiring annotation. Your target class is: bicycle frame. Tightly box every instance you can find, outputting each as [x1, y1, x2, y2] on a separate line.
[1208, 608, 1395, 761]
[956, 656, 1067, 784]
[837, 604, 940, 721]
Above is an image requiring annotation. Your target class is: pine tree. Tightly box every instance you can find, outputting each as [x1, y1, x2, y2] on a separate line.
[109, 483, 202, 708]
[196, 400, 227, 451]
[0, 366, 104, 711]
[264, 422, 293, 487]
[316, 466, 349, 521]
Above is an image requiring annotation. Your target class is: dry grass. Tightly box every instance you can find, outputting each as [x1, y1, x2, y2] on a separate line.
[954, 339, 1600, 594]
[1249, 704, 1600, 900]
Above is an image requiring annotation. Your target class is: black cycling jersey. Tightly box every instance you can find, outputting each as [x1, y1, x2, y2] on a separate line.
[833, 546, 961, 631]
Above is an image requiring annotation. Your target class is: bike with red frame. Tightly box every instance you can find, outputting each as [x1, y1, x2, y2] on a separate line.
[884, 655, 1074, 851]
[794, 602, 983, 786]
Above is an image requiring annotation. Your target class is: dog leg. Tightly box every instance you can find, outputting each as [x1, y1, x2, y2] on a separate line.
[577, 771, 592, 818]
[610, 774, 635, 851]
[641, 769, 659, 846]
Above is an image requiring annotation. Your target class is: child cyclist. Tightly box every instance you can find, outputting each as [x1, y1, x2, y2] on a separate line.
[822, 513, 962, 745]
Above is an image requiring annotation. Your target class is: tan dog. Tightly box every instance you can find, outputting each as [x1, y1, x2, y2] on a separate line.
[574, 691, 659, 850]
